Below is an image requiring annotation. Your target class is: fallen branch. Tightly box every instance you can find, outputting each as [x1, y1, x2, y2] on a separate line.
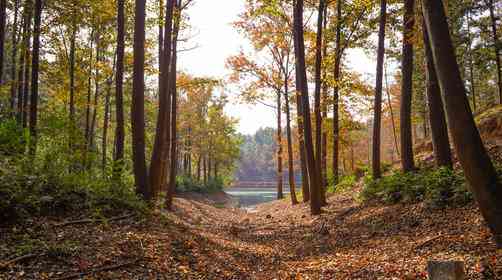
[414, 235, 444, 250]
[0, 253, 45, 269]
[55, 214, 135, 227]
[55, 258, 141, 280]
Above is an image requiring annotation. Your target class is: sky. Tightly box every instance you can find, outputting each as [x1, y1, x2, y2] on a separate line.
[179, 0, 376, 135]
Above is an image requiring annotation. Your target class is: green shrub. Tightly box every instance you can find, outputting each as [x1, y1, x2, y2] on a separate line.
[0, 119, 28, 155]
[175, 175, 224, 194]
[360, 167, 470, 207]
[328, 175, 357, 194]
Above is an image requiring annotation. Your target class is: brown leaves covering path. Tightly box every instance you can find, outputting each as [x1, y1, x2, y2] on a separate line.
[1, 189, 501, 279]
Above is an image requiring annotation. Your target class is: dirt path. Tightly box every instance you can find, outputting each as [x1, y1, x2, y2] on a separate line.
[1, 190, 501, 279]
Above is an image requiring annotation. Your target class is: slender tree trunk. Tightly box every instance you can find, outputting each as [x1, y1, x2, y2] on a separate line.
[132, 0, 150, 200]
[293, 0, 321, 215]
[16, 14, 26, 123]
[400, 0, 415, 172]
[89, 34, 100, 152]
[285, 85, 298, 205]
[85, 30, 94, 151]
[321, 6, 328, 198]
[102, 55, 115, 173]
[68, 16, 77, 161]
[372, 0, 387, 179]
[277, 91, 284, 199]
[166, 7, 180, 210]
[114, 0, 125, 178]
[22, 3, 33, 129]
[423, 0, 502, 248]
[150, 0, 174, 197]
[10, 0, 20, 112]
[158, 0, 163, 95]
[423, 21, 452, 168]
[333, 0, 342, 186]
[0, 0, 6, 85]
[203, 154, 207, 184]
[295, 90, 310, 202]
[197, 154, 201, 181]
[29, 0, 41, 156]
[487, 0, 502, 104]
[384, 62, 400, 158]
[314, 0, 326, 206]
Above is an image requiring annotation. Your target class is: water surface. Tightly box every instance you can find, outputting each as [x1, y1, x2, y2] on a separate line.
[225, 186, 300, 208]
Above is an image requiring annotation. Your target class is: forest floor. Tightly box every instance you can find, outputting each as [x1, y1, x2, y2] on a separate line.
[1, 185, 502, 280]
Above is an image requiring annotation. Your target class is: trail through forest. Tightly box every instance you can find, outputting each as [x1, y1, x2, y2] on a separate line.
[2, 187, 501, 279]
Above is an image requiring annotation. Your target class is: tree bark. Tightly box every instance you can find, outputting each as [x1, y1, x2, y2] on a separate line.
[150, 0, 174, 197]
[22, 2, 32, 129]
[422, 0, 502, 248]
[423, 22, 452, 168]
[10, 0, 20, 112]
[16, 12, 26, 123]
[400, 0, 415, 172]
[68, 15, 77, 161]
[276, 91, 284, 199]
[321, 6, 328, 200]
[132, 0, 150, 200]
[333, 0, 342, 185]
[115, 0, 125, 170]
[293, 0, 321, 215]
[314, 0, 326, 206]
[285, 88, 298, 205]
[29, 0, 42, 156]
[295, 89, 310, 202]
[487, 0, 502, 104]
[166, 5, 180, 210]
[372, 0, 387, 179]
[0, 0, 6, 85]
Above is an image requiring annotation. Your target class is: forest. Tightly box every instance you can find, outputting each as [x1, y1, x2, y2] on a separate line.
[0, 0, 501, 278]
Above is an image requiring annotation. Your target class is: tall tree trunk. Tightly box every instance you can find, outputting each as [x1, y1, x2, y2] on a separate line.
[150, 0, 174, 197]
[285, 80, 298, 205]
[166, 6, 180, 210]
[89, 34, 100, 153]
[293, 0, 321, 215]
[10, 0, 20, 112]
[102, 55, 115, 173]
[384, 62, 400, 158]
[68, 16, 77, 162]
[277, 91, 284, 199]
[16, 13, 26, 123]
[85, 29, 94, 152]
[314, 0, 326, 206]
[372, 0, 387, 179]
[132, 0, 150, 200]
[114, 0, 125, 175]
[423, 20, 452, 168]
[487, 0, 502, 104]
[0, 0, 6, 85]
[333, 0, 342, 186]
[295, 89, 310, 202]
[197, 154, 201, 181]
[22, 2, 33, 129]
[466, 11, 477, 113]
[321, 6, 328, 198]
[422, 0, 502, 248]
[400, 0, 415, 172]
[29, 0, 41, 156]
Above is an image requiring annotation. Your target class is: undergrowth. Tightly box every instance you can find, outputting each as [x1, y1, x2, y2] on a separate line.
[0, 119, 147, 223]
[176, 175, 224, 194]
[360, 167, 473, 207]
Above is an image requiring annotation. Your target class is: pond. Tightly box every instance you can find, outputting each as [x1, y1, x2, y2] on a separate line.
[225, 186, 301, 209]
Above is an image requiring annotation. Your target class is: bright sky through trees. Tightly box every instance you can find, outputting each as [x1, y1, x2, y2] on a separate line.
[180, 0, 376, 134]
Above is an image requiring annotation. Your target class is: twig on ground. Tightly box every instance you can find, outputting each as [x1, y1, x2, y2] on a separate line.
[55, 214, 135, 227]
[414, 235, 444, 250]
[55, 258, 141, 280]
[0, 253, 46, 269]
